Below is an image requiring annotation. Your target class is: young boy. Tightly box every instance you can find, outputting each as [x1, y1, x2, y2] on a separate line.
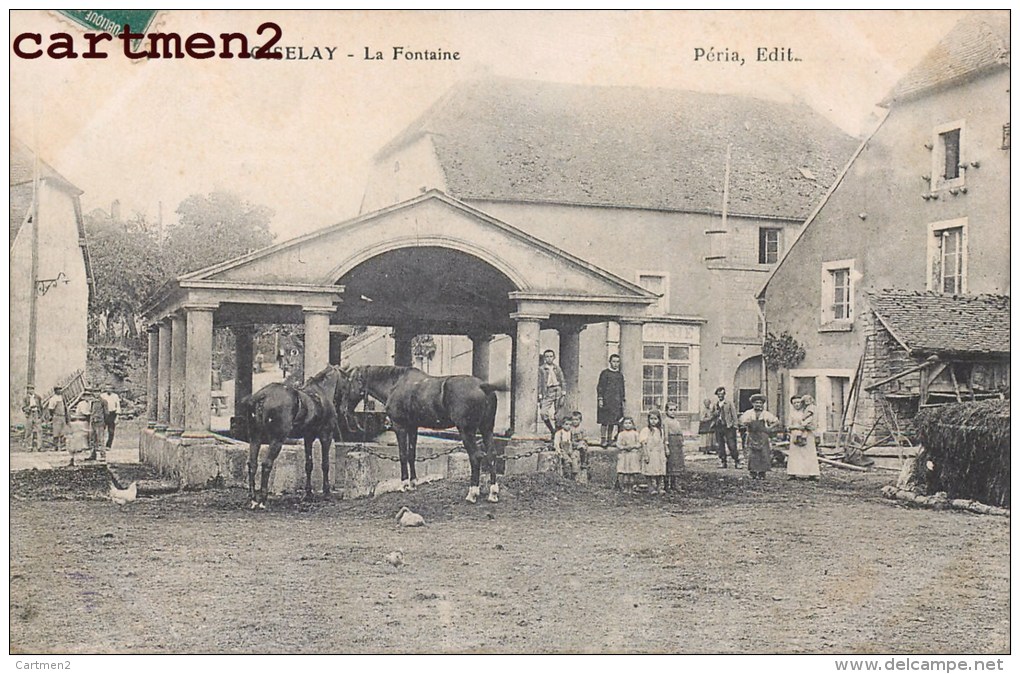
[553, 416, 578, 480]
[570, 411, 588, 478]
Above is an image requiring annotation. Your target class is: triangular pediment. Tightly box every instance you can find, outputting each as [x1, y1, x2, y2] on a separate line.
[188, 190, 656, 302]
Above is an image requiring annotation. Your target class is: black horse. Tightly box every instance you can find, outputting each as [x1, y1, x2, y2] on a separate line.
[240, 365, 345, 509]
[341, 366, 501, 503]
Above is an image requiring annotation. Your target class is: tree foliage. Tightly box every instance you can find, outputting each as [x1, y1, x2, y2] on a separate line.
[168, 191, 274, 275]
[84, 209, 171, 341]
[762, 331, 806, 371]
[84, 191, 276, 344]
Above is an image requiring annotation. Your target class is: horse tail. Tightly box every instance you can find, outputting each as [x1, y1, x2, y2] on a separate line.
[479, 381, 508, 394]
[480, 385, 499, 435]
[247, 393, 271, 432]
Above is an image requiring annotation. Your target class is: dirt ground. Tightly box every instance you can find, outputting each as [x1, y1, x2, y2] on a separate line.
[9, 447, 1010, 655]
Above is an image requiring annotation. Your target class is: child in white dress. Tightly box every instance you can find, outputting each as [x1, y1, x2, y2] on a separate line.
[614, 416, 641, 490]
[640, 410, 668, 495]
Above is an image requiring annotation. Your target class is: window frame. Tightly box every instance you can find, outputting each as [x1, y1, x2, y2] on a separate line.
[927, 218, 968, 295]
[819, 259, 856, 331]
[931, 119, 967, 191]
[758, 227, 783, 265]
[641, 341, 691, 413]
[636, 271, 669, 315]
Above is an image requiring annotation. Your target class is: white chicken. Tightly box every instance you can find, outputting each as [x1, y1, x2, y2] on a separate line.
[396, 506, 425, 527]
[109, 480, 137, 505]
[108, 469, 137, 505]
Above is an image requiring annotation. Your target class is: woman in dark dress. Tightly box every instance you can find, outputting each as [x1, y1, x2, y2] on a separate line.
[597, 354, 625, 447]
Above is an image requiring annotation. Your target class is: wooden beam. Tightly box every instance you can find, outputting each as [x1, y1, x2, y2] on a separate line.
[818, 456, 870, 472]
[864, 355, 939, 392]
[949, 365, 963, 402]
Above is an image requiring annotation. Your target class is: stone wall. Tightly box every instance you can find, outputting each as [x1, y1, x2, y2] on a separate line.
[139, 431, 586, 498]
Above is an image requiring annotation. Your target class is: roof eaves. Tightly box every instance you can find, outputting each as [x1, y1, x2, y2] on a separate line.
[878, 58, 1009, 108]
[757, 109, 889, 300]
[870, 308, 915, 356]
[464, 194, 807, 222]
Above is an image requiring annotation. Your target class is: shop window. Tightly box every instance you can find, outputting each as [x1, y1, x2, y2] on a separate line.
[642, 342, 690, 412]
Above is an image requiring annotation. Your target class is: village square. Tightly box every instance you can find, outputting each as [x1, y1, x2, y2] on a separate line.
[8, 10, 1010, 659]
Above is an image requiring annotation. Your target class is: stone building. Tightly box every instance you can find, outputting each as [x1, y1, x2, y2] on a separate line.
[859, 291, 1009, 443]
[758, 12, 1010, 435]
[139, 78, 859, 440]
[9, 139, 93, 423]
[348, 77, 857, 432]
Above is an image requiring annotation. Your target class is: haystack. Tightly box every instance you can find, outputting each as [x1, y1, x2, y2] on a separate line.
[909, 399, 1009, 508]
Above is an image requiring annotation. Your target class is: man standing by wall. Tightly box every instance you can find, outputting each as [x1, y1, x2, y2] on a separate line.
[21, 385, 43, 452]
[714, 386, 741, 469]
[46, 386, 70, 452]
[101, 387, 121, 450]
[538, 349, 566, 441]
[86, 388, 108, 462]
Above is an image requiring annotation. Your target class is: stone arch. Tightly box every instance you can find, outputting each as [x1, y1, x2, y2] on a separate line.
[326, 235, 529, 291]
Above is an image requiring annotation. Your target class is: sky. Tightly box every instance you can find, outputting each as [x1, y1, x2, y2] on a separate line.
[9, 10, 971, 242]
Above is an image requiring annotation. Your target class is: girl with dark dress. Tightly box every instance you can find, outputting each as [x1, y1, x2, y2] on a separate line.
[597, 354, 625, 447]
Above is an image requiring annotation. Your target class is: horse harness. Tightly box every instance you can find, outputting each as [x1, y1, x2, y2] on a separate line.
[286, 383, 331, 429]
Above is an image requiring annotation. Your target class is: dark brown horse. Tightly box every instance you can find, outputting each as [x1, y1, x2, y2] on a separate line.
[340, 366, 501, 503]
[240, 365, 344, 509]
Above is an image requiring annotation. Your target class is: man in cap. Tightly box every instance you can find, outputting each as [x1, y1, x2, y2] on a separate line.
[45, 385, 70, 452]
[713, 386, 741, 469]
[85, 387, 109, 462]
[21, 384, 43, 451]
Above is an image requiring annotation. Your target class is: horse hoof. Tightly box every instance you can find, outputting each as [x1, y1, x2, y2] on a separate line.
[257, 502, 266, 510]
[465, 493, 477, 504]
[487, 493, 499, 503]
[249, 501, 259, 510]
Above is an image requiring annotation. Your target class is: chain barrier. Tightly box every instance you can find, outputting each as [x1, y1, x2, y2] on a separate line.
[346, 442, 555, 464]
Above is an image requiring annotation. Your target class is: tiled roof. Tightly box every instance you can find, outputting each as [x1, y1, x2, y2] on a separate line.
[870, 290, 1010, 357]
[378, 78, 859, 220]
[880, 11, 1010, 106]
[10, 139, 82, 248]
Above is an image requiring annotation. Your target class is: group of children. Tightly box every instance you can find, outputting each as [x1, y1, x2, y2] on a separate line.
[552, 410, 590, 481]
[614, 403, 686, 494]
[552, 405, 687, 495]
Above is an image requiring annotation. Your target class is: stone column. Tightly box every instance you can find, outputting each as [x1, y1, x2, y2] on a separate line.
[329, 329, 347, 366]
[303, 307, 333, 380]
[156, 320, 172, 426]
[470, 333, 493, 381]
[508, 334, 517, 429]
[146, 325, 160, 427]
[392, 327, 413, 367]
[169, 312, 187, 434]
[233, 326, 254, 419]
[184, 304, 217, 435]
[558, 323, 585, 415]
[511, 313, 544, 437]
[619, 319, 644, 418]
